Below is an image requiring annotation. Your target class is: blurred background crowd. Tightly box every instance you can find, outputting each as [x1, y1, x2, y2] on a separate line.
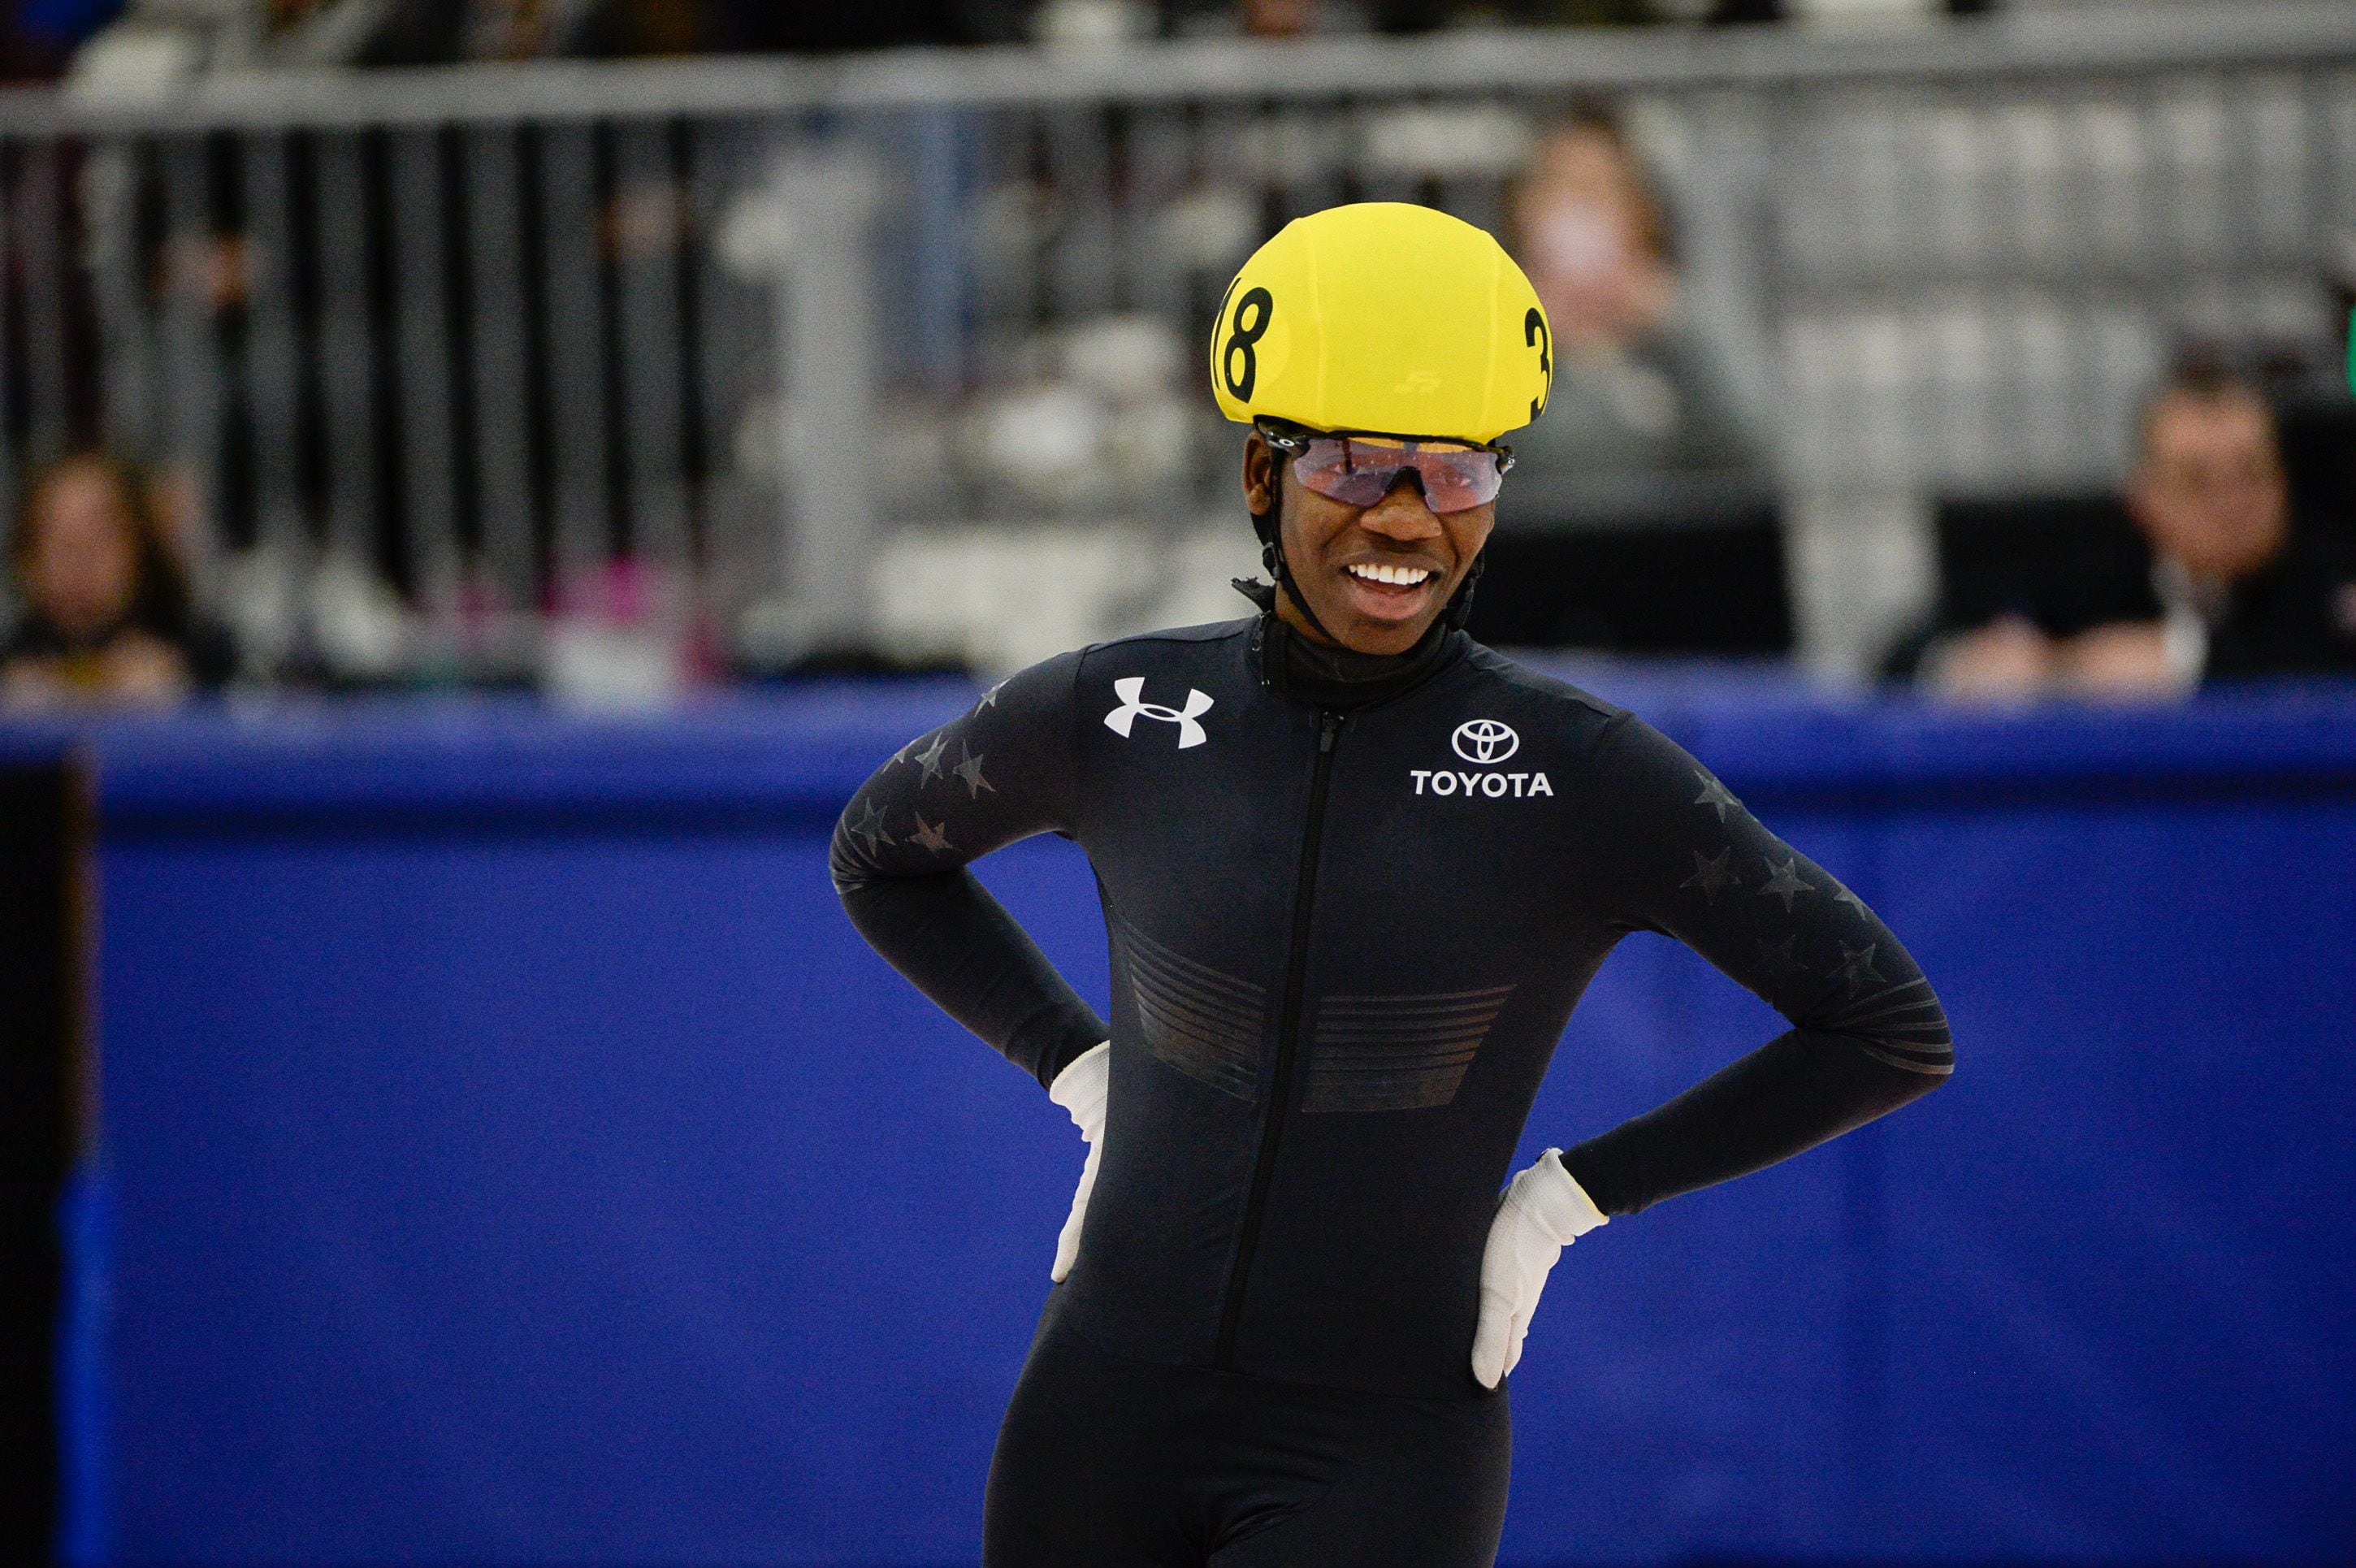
[3, 10, 2353, 1562]
[0, 0, 2350, 709]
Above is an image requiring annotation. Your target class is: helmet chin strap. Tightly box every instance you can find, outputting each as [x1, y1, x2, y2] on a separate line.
[1445, 548, 1485, 631]
[1253, 506, 1348, 649]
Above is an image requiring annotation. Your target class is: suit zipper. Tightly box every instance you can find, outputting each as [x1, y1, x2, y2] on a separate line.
[1215, 708, 1343, 1370]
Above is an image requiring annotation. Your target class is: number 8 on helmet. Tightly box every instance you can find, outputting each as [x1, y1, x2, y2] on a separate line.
[1208, 201, 1555, 447]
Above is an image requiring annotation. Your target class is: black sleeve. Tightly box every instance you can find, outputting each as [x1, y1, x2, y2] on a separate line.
[829, 652, 1108, 1089]
[1560, 714, 1953, 1217]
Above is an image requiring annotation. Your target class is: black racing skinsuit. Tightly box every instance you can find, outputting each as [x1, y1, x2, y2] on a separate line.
[831, 611, 1952, 1566]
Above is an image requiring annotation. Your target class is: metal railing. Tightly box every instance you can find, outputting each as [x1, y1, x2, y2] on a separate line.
[1, 1, 2352, 681]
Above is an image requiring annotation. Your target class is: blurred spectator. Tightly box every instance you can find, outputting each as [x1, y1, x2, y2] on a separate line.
[2, 453, 232, 710]
[1237, 0, 1323, 37]
[1500, 109, 1770, 527]
[1919, 364, 2356, 700]
[2125, 368, 2356, 683]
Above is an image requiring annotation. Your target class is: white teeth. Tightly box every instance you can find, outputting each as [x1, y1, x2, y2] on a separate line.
[1347, 563, 1433, 587]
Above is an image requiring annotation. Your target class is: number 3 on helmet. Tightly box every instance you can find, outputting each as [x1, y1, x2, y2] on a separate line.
[1208, 202, 1554, 447]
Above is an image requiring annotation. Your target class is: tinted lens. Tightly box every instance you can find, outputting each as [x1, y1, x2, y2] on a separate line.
[1289, 436, 1502, 513]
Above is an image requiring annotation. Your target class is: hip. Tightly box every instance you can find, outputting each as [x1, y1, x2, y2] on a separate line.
[986, 1297, 1512, 1566]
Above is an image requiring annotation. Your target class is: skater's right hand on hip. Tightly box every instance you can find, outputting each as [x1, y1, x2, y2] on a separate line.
[1470, 1150, 1607, 1389]
[1046, 1042, 1111, 1282]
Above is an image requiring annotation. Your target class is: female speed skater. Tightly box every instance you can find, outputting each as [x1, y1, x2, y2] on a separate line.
[832, 201, 1952, 1566]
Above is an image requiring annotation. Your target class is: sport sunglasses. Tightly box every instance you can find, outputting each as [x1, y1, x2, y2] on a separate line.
[1257, 422, 1516, 514]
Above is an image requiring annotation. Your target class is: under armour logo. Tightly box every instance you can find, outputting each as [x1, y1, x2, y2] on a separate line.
[1104, 677, 1214, 750]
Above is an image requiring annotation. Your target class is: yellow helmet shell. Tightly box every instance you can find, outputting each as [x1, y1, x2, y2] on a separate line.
[1208, 202, 1553, 444]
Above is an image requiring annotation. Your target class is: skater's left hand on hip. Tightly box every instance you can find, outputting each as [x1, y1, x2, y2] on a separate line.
[1471, 1150, 1607, 1389]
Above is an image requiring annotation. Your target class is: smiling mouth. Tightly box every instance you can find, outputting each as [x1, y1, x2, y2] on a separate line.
[1335, 558, 1444, 625]
[1344, 562, 1436, 590]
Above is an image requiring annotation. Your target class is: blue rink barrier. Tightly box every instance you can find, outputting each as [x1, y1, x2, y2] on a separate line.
[21, 674, 2356, 1566]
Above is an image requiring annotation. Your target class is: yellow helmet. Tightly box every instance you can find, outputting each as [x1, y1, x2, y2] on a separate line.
[1208, 202, 1553, 445]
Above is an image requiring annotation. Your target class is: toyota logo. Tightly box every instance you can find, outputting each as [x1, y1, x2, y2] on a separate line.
[1451, 719, 1520, 765]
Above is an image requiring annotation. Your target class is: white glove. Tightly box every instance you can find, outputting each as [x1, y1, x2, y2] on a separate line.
[1470, 1149, 1607, 1389]
[1046, 1042, 1111, 1282]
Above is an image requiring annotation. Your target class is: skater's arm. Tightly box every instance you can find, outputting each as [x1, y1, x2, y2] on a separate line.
[830, 654, 1107, 1089]
[1562, 716, 1952, 1217]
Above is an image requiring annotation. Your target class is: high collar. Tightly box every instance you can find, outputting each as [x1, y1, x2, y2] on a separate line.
[1239, 580, 1464, 711]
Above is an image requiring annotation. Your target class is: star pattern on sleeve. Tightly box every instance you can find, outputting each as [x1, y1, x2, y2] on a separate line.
[953, 742, 995, 800]
[1756, 855, 1816, 912]
[914, 733, 951, 786]
[1833, 883, 1871, 920]
[1756, 933, 1804, 976]
[1693, 770, 1742, 823]
[910, 813, 953, 854]
[846, 798, 894, 856]
[977, 680, 1007, 710]
[1680, 847, 1740, 903]
[1834, 941, 1884, 996]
